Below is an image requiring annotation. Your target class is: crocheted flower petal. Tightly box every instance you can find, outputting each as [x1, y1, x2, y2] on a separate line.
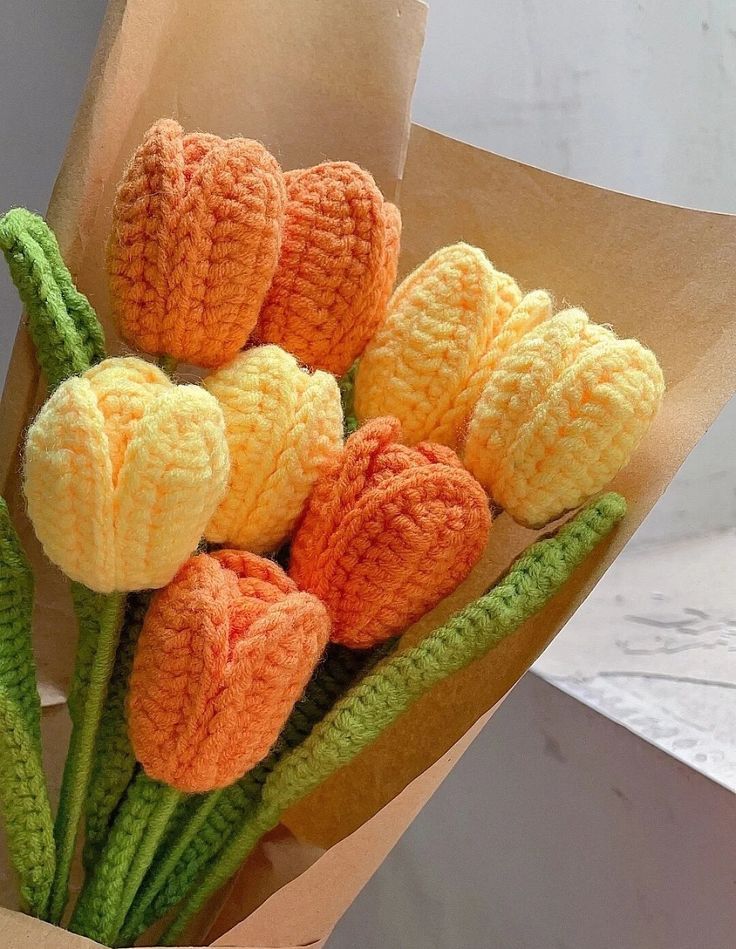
[204, 346, 343, 553]
[24, 377, 116, 592]
[108, 119, 186, 359]
[114, 385, 229, 590]
[195, 592, 330, 791]
[355, 243, 509, 448]
[464, 317, 664, 527]
[258, 162, 394, 375]
[128, 554, 236, 790]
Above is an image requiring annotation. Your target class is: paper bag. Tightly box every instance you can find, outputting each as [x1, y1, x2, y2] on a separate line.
[3, 0, 736, 946]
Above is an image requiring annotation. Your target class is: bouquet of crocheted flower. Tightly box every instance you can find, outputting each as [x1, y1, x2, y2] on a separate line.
[0, 118, 661, 947]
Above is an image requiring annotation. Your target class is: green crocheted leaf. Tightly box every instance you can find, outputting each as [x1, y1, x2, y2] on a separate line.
[0, 498, 40, 746]
[0, 499, 54, 917]
[0, 208, 105, 389]
[0, 690, 55, 916]
[83, 593, 149, 872]
[162, 494, 627, 945]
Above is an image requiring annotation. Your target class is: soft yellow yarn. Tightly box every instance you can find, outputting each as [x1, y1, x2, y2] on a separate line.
[354, 243, 521, 449]
[24, 357, 229, 593]
[204, 345, 343, 554]
[462, 309, 665, 527]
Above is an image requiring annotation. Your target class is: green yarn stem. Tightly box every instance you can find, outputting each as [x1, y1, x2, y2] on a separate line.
[338, 361, 359, 435]
[46, 591, 126, 925]
[0, 499, 55, 916]
[0, 208, 105, 389]
[162, 494, 626, 945]
[83, 593, 149, 872]
[121, 642, 395, 945]
[70, 771, 180, 945]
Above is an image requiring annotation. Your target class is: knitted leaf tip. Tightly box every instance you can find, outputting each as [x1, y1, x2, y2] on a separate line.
[0, 208, 105, 388]
[162, 494, 625, 944]
[0, 499, 54, 917]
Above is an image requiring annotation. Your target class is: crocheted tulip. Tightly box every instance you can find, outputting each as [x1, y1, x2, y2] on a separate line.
[257, 161, 401, 375]
[204, 345, 343, 553]
[108, 119, 286, 368]
[23, 357, 229, 593]
[128, 551, 331, 793]
[289, 417, 492, 649]
[462, 308, 665, 527]
[354, 242, 524, 448]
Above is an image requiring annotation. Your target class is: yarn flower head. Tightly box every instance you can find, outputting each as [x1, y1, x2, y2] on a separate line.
[23, 356, 229, 593]
[354, 242, 532, 449]
[257, 161, 401, 376]
[289, 416, 492, 649]
[462, 308, 664, 527]
[108, 119, 286, 368]
[204, 345, 343, 554]
[128, 550, 330, 793]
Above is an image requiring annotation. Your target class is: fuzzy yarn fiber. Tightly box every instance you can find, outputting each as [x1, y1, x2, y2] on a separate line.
[128, 550, 330, 793]
[23, 356, 229, 593]
[204, 345, 343, 553]
[257, 161, 401, 376]
[108, 119, 286, 368]
[289, 416, 491, 648]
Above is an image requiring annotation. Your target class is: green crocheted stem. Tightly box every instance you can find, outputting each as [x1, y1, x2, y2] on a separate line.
[0, 499, 40, 745]
[0, 693, 56, 916]
[83, 593, 149, 872]
[338, 361, 359, 436]
[69, 771, 180, 946]
[0, 208, 105, 389]
[162, 494, 626, 945]
[121, 642, 395, 945]
[0, 499, 54, 916]
[46, 591, 126, 925]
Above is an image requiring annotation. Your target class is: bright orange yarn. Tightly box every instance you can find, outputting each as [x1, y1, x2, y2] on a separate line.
[289, 417, 491, 649]
[128, 551, 330, 793]
[257, 161, 401, 376]
[108, 119, 286, 369]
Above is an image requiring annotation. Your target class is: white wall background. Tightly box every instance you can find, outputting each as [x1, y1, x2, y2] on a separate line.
[1, 2, 735, 947]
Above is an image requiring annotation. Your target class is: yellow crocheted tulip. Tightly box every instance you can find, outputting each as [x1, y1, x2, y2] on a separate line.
[24, 357, 229, 593]
[204, 345, 343, 553]
[354, 243, 522, 449]
[462, 309, 665, 528]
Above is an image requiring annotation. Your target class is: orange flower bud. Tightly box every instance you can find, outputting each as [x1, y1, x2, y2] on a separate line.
[289, 417, 491, 649]
[257, 161, 400, 375]
[128, 551, 330, 792]
[108, 119, 286, 368]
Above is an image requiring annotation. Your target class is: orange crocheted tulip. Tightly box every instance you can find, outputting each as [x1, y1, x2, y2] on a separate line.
[289, 417, 491, 649]
[108, 119, 286, 368]
[257, 161, 401, 376]
[128, 551, 330, 793]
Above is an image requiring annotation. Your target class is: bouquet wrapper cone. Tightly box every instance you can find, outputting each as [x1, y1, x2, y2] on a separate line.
[2, 1, 736, 946]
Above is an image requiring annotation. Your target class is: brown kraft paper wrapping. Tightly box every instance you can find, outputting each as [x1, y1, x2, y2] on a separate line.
[3, 2, 736, 946]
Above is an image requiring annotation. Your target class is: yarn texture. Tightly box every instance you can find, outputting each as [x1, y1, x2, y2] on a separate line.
[289, 416, 492, 648]
[257, 161, 401, 376]
[0, 208, 105, 389]
[0, 499, 54, 916]
[108, 119, 286, 368]
[463, 309, 664, 527]
[163, 494, 626, 944]
[23, 356, 229, 593]
[204, 345, 343, 553]
[128, 550, 331, 793]
[354, 243, 521, 448]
